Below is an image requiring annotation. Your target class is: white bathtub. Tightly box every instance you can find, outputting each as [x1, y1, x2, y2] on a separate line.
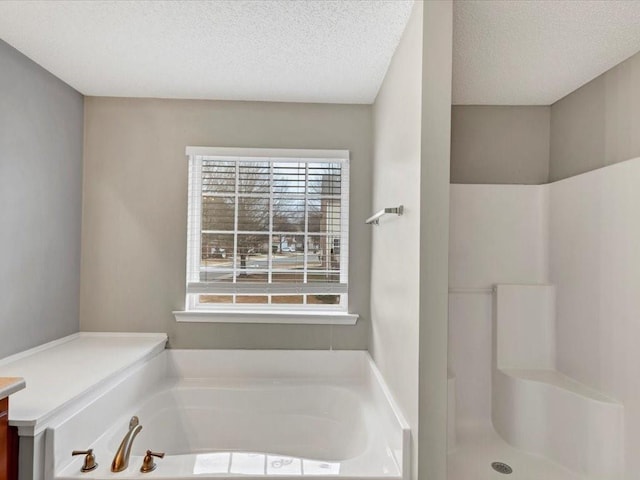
[47, 350, 409, 480]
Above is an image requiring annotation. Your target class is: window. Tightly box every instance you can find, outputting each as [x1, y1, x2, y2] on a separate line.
[178, 147, 354, 323]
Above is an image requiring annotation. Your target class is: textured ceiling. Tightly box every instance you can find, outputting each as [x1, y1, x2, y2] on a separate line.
[3, 0, 640, 106]
[453, 0, 640, 105]
[0, 0, 413, 104]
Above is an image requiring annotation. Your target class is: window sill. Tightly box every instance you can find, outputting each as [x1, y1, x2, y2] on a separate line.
[173, 310, 359, 325]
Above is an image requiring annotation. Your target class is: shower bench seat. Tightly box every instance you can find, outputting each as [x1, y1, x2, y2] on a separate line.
[493, 284, 624, 479]
[493, 367, 623, 478]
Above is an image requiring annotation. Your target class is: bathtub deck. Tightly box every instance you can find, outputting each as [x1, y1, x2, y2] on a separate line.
[0, 332, 167, 434]
[448, 426, 585, 480]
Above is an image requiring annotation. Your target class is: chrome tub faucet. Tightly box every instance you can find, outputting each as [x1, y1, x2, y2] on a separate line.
[111, 416, 142, 472]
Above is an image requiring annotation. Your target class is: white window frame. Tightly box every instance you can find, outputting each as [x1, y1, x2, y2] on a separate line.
[173, 147, 358, 325]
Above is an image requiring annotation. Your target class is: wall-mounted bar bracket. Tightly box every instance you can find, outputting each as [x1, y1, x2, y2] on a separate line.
[365, 205, 404, 225]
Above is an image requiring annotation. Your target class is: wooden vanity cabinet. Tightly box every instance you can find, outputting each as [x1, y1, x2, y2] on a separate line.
[0, 397, 18, 480]
[0, 397, 8, 480]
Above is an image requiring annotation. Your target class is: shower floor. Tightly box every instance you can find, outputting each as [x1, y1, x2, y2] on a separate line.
[448, 426, 585, 480]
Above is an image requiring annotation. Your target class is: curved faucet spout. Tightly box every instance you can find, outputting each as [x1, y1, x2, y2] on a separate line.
[111, 416, 143, 472]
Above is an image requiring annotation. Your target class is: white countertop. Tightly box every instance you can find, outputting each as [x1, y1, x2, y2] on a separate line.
[0, 332, 167, 434]
[0, 377, 26, 399]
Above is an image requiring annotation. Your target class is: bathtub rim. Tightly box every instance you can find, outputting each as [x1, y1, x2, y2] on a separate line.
[45, 349, 410, 480]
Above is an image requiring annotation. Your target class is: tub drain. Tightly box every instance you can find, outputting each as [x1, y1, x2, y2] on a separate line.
[491, 462, 513, 474]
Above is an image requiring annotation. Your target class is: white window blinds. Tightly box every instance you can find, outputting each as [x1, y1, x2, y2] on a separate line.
[185, 147, 349, 311]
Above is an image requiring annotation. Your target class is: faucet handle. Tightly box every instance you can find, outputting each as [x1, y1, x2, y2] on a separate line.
[140, 450, 165, 473]
[72, 449, 98, 472]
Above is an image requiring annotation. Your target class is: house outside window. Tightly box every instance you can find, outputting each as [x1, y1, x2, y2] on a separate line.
[182, 147, 351, 320]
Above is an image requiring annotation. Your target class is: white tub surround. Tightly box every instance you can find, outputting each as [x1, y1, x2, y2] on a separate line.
[0, 332, 168, 480]
[493, 285, 624, 478]
[48, 350, 410, 480]
[449, 162, 640, 478]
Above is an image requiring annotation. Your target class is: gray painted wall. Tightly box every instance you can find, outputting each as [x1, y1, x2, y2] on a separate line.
[0, 40, 83, 358]
[451, 105, 550, 184]
[452, 50, 640, 185]
[81, 97, 371, 349]
[550, 49, 640, 181]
